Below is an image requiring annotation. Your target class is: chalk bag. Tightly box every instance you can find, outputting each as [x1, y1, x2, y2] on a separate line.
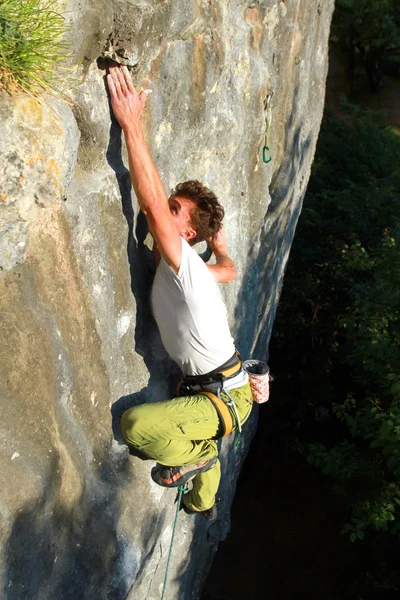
[243, 359, 270, 404]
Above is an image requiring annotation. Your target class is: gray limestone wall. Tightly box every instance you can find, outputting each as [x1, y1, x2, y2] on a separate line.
[0, 1, 334, 598]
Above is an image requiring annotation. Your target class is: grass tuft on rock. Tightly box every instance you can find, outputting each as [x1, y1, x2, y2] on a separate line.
[0, 0, 69, 95]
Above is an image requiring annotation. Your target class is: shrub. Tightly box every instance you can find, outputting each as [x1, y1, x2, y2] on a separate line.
[0, 0, 68, 95]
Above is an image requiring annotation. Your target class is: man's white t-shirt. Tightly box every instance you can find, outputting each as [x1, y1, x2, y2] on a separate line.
[151, 238, 236, 377]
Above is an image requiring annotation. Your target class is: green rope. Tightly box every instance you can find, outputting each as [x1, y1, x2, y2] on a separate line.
[161, 485, 186, 600]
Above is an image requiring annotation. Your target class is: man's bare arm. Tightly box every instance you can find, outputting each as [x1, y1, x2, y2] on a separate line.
[207, 228, 237, 283]
[107, 66, 182, 272]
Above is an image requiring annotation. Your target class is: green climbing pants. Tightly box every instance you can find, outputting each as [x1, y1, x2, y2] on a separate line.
[121, 382, 253, 512]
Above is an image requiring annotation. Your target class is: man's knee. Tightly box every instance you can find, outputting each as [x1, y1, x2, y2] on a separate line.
[121, 406, 145, 448]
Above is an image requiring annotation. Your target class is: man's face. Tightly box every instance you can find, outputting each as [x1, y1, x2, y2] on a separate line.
[168, 196, 197, 241]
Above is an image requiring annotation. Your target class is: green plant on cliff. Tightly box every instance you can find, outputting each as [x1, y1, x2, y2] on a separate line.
[0, 0, 69, 95]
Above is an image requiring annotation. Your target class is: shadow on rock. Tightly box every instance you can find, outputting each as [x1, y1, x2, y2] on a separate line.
[105, 100, 180, 408]
[1, 444, 155, 600]
[234, 108, 312, 361]
[106, 110, 156, 362]
[111, 388, 148, 445]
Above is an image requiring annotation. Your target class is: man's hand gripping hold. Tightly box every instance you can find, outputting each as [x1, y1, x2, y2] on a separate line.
[207, 227, 237, 283]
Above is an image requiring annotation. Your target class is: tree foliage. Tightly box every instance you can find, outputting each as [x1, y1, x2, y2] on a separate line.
[333, 0, 400, 90]
[271, 103, 400, 568]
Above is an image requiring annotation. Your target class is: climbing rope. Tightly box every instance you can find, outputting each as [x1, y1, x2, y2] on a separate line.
[263, 91, 273, 164]
[161, 485, 186, 600]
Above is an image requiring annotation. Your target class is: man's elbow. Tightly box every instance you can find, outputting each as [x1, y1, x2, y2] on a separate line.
[220, 265, 237, 283]
[208, 263, 237, 283]
[227, 265, 237, 282]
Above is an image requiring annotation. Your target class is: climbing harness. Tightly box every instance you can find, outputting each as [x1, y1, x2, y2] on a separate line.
[219, 386, 243, 448]
[161, 484, 186, 600]
[177, 351, 244, 445]
[201, 391, 235, 438]
[263, 91, 274, 164]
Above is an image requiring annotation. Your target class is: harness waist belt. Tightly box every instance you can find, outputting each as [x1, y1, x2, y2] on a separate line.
[183, 351, 242, 387]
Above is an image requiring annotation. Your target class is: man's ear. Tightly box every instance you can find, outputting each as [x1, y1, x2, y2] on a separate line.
[182, 227, 197, 242]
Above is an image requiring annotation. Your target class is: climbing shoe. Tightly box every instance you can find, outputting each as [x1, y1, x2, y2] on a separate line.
[151, 456, 218, 488]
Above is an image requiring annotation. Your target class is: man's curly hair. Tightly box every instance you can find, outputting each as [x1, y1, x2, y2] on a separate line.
[170, 180, 224, 244]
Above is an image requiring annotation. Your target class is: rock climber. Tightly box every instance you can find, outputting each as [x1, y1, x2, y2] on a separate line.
[107, 65, 253, 516]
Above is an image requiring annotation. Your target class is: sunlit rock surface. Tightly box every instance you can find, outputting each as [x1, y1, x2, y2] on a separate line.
[0, 1, 334, 598]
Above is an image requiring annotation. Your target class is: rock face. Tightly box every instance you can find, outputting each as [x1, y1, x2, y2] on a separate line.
[0, 1, 334, 598]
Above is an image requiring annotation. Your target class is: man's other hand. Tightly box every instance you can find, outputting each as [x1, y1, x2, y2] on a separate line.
[107, 65, 151, 131]
[207, 227, 237, 283]
[209, 227, 228, 255]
